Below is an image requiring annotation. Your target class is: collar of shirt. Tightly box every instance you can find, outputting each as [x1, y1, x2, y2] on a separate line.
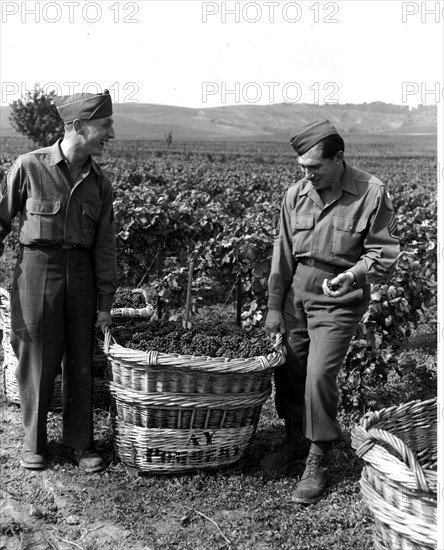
[48, 138, 101, 176]
[298, 161, 359, 198]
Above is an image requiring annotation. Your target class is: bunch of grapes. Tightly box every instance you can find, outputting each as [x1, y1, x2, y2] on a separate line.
[113, 288, 147, 309]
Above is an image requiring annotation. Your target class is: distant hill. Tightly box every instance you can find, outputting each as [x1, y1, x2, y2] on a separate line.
[0, 102, 437, 141]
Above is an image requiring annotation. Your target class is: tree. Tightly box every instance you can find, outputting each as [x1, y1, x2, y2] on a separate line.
[9, 86, 64, 147]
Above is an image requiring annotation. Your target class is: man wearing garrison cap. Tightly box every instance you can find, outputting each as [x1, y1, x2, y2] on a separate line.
[260, 119, 400, 504]
[0, 89, 117, 473]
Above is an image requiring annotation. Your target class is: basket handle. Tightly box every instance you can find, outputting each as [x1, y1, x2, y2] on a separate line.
[273, 332, 283, 350]
[110, 305, 154, 319]
[355, 426, 431, 493]
[256, 333, 285, 369]
[102, 326, 118, 354]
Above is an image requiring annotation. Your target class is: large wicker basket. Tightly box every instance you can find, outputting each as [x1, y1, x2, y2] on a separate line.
[351, 398, 437, 550]
[103, 327, 285, 474]
[0, 287, 153, 409]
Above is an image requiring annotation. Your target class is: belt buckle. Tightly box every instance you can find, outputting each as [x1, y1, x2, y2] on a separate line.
[62, 244, 75, 249]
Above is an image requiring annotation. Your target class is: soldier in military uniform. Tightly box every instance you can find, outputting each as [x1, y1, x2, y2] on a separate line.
[261, 120, 400, 504]
[0, 90, 117, 472]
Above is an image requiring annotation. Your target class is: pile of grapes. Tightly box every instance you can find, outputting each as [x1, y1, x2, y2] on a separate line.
[112, 287, 148, 309]
[111, 319, 276, 359]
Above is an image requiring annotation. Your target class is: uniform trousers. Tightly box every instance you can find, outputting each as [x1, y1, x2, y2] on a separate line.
[10, 246, 97, 454]
[274, 263, 370, 442]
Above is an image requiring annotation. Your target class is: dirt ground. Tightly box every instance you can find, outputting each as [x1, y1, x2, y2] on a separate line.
[0, 397, 154, 550]
[0, 393, 314, 550]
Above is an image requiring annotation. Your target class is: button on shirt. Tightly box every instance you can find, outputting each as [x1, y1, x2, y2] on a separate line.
[0, 139, 117, 311]
[268, 161, 400, 310]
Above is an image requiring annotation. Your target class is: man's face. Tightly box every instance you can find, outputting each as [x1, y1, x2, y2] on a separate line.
[81, 116, 115, 156]
[297, 143, 343, 190]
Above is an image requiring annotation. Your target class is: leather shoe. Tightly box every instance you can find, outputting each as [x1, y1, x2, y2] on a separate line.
[20, 446, 46, 470]
[69, 448, 106, 473]
[291, 450, 329, 504]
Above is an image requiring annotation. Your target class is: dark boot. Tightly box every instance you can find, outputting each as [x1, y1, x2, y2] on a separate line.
[260, 420, 309, 474]
[291, 443, 330, 504]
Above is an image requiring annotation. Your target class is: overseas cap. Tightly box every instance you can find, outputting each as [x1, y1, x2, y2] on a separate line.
[55, 89, 113, 123]
[289, 119, 339, 155]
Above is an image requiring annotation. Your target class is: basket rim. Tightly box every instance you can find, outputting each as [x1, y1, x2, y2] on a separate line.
[355, 397, 436, 429]
[102, 331, 286, 374]
[351, 397, 437, 494]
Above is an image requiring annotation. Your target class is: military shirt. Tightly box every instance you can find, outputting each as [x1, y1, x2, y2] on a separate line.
[268, 161, 400, 310]
[0, 140, 117, 311]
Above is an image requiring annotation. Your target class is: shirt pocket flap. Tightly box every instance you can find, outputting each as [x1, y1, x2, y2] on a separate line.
[82, 202, 101, 220]
[26, 198, 61, 215]
[334, 217, 367, 232]
[294, 214, 315, 230]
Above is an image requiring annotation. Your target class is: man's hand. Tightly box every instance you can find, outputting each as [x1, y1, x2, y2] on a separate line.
[95, 311, 112, 333]
[322, 272, 355, 297]
[265, 309, 286, 340]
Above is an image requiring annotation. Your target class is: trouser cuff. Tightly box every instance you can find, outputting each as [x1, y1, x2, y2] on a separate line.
[311, 441, 332, 455]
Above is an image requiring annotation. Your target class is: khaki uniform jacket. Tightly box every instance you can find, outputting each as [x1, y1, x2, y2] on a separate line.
[0, 140, 117, 311]
[268, 161, 400, 310]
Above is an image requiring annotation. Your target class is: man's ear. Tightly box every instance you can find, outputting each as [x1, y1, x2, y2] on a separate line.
[73, 119, 84, 134]
[335, 151, 344, 164]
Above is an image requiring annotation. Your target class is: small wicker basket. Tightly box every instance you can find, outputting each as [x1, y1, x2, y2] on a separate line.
[103, 327, 285, 474]
[351, 397, 437, 550]
[0, 287, 152, 409]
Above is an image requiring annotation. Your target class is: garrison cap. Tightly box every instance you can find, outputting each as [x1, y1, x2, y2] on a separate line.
[289, 119, 339, 155]
[55, 89, 112, 123]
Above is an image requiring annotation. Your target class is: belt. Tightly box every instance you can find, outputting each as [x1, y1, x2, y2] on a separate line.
[298, 258, 342, 274]
[24, 243, 88, 251]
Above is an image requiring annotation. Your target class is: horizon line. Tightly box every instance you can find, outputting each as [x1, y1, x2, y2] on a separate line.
[0, 101, 439, 110]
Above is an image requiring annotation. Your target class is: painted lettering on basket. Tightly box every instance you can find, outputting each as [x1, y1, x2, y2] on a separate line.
[142, 435, 241, 465]
[187, 431, 215, 446]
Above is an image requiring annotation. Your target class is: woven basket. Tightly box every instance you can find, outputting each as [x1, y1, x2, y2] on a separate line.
[0, 287, 152, 409]
[103, 327, 285, 474]
[351, 398, 437, 550]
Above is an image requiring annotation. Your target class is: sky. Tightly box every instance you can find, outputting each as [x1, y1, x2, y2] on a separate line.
[0, 0, 443, 109]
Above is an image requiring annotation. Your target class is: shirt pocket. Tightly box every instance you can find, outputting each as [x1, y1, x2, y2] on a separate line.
[291, 213, 315, 255]
[332, 216, 368, 259]
[25, 198, 61, 241]
[80, 201, 102, 238]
